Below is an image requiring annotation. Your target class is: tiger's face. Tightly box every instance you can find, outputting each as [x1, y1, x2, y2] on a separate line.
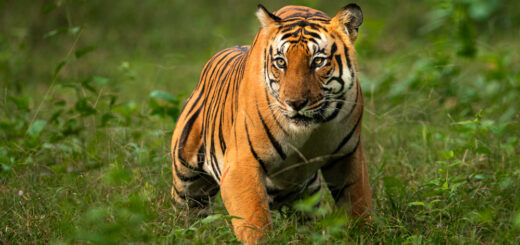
[257, 5, 363, 128]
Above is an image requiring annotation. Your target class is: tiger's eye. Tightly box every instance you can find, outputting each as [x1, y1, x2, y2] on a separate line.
[313, 57, 324, 66]
[275, 58, 286, 68]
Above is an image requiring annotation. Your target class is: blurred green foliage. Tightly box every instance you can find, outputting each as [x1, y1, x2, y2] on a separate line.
[1, 0, 519, 243]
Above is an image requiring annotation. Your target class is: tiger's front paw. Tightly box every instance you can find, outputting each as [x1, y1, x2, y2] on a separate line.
[234, 222, 269, 245]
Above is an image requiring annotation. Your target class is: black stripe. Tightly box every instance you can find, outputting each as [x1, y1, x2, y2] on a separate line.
[184, 86, 204, 118]
[308, 38, 319, 46]
[307, 23, 322, 30]
[265, 89, 289, 135]
[273, 188, 301, 204]
[202, 52, 242, 177]
[219, 49, 245, 132]
[207, 186, 220, 197]
[332, 113, 362, 154]
[210, 152, 221, 181]
[281, 20, 308, 29]
[218, 117, 227, 152]
[307, 181, 322, 197]
[216, 55, 242, 155]
[284, 11, 328, 20]
[197, 145, 205, 170]
[272, 172, 318, 204]
[232, 51, 248, 123]
[330, 43, 337, 58]
[281, 31, 297, 40]
[234, 54, 247, 110]
[330, 54, 345, 95]
[308, 171, 319, 184]
[335, 55, 344, 78]
[210, 54, 241, 158]
[251, 33, 259, 49]
[173, 140, 201, 182]
[178, 106, 203, 171]
[266, 186, 283, 195]
[195, 49, 233, 122]
[321, 137, 360, 171]
[202, 50, 237, 105]
[256, 103, 286, 160]
[204, 52, 242, 121]
[344, 45, 355, 89]
[281, 21, 325, 30]
[172, 184, 186, 200]
[341, 86, 360, 122]
[303, 29, 321, 39]
[173, 160, 201, 182]
[195, 50, 220, 90]
[321, 97, 344, 122]
[245, 120, 268, 174]
[173, 184, 210, 207]
[330, 182, 355, 202]
[205, 53, 244, 180]
[344, 45, 352, 69]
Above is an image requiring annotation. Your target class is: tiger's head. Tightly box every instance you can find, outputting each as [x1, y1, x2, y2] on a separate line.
[256, 4, 363, 128]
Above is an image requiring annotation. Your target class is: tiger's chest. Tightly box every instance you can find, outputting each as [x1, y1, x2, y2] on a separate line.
[263, 117, 360, 191]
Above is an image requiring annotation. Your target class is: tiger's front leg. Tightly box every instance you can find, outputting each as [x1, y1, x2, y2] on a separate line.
[321, 141, 372, 218]
[220, 149, 271, 244]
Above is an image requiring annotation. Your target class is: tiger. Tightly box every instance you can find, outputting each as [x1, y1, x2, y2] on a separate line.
[170, 3, 372, 244]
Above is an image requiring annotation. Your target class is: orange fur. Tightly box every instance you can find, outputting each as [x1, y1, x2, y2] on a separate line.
[171, 4, 371, 243]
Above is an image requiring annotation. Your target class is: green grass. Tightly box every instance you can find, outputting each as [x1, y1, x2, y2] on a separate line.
[1, 0, 520, 244]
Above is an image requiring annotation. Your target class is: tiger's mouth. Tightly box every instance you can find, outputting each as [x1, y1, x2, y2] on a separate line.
[280, 102, 326, 127]
[281, 99, 340, 127]
[287, 113, 315, 126]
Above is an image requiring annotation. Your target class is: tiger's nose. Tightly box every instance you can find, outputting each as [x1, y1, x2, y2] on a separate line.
[285, 99, 308, 111]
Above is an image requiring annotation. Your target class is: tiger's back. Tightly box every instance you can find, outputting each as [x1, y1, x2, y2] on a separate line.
[170, 45, 249, 207]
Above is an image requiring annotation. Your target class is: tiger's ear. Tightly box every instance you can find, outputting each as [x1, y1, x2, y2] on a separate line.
[256, 4, 281, 28]
[332, 3, 363, 42]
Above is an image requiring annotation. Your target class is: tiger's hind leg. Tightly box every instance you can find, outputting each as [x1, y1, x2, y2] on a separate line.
[171, 149, 219, 217]
[172, 172, 219, 217]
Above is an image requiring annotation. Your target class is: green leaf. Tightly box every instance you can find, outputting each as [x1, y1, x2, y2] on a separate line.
[101, 113, 116, 127]
[200, 214, 226, 224]
[75, 98, 97, 117]
[75, 45, 96, 59]
[54, 100, 66, 106]
[8, 96, 30, 111]
[1, 163, 11, 172]
[27, 120, 47, 137]
[68, 26, 81, 35]
[474, 146, 491, 155]
[441, 181, 449, 190]
[293, 191, 322, 213]
[42, 3, 58, 14]
[81, 79, 97, 94]
[54, 60, 67, 77]
[44, 27, 68, 38]
[408, 201, 425, 207]
[474, 174, 487, 180]
[149, 90, 176, 103]
[50, 109, 64, 123]
[440, 150, 454, 160]
[93, 76, 109, 85]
